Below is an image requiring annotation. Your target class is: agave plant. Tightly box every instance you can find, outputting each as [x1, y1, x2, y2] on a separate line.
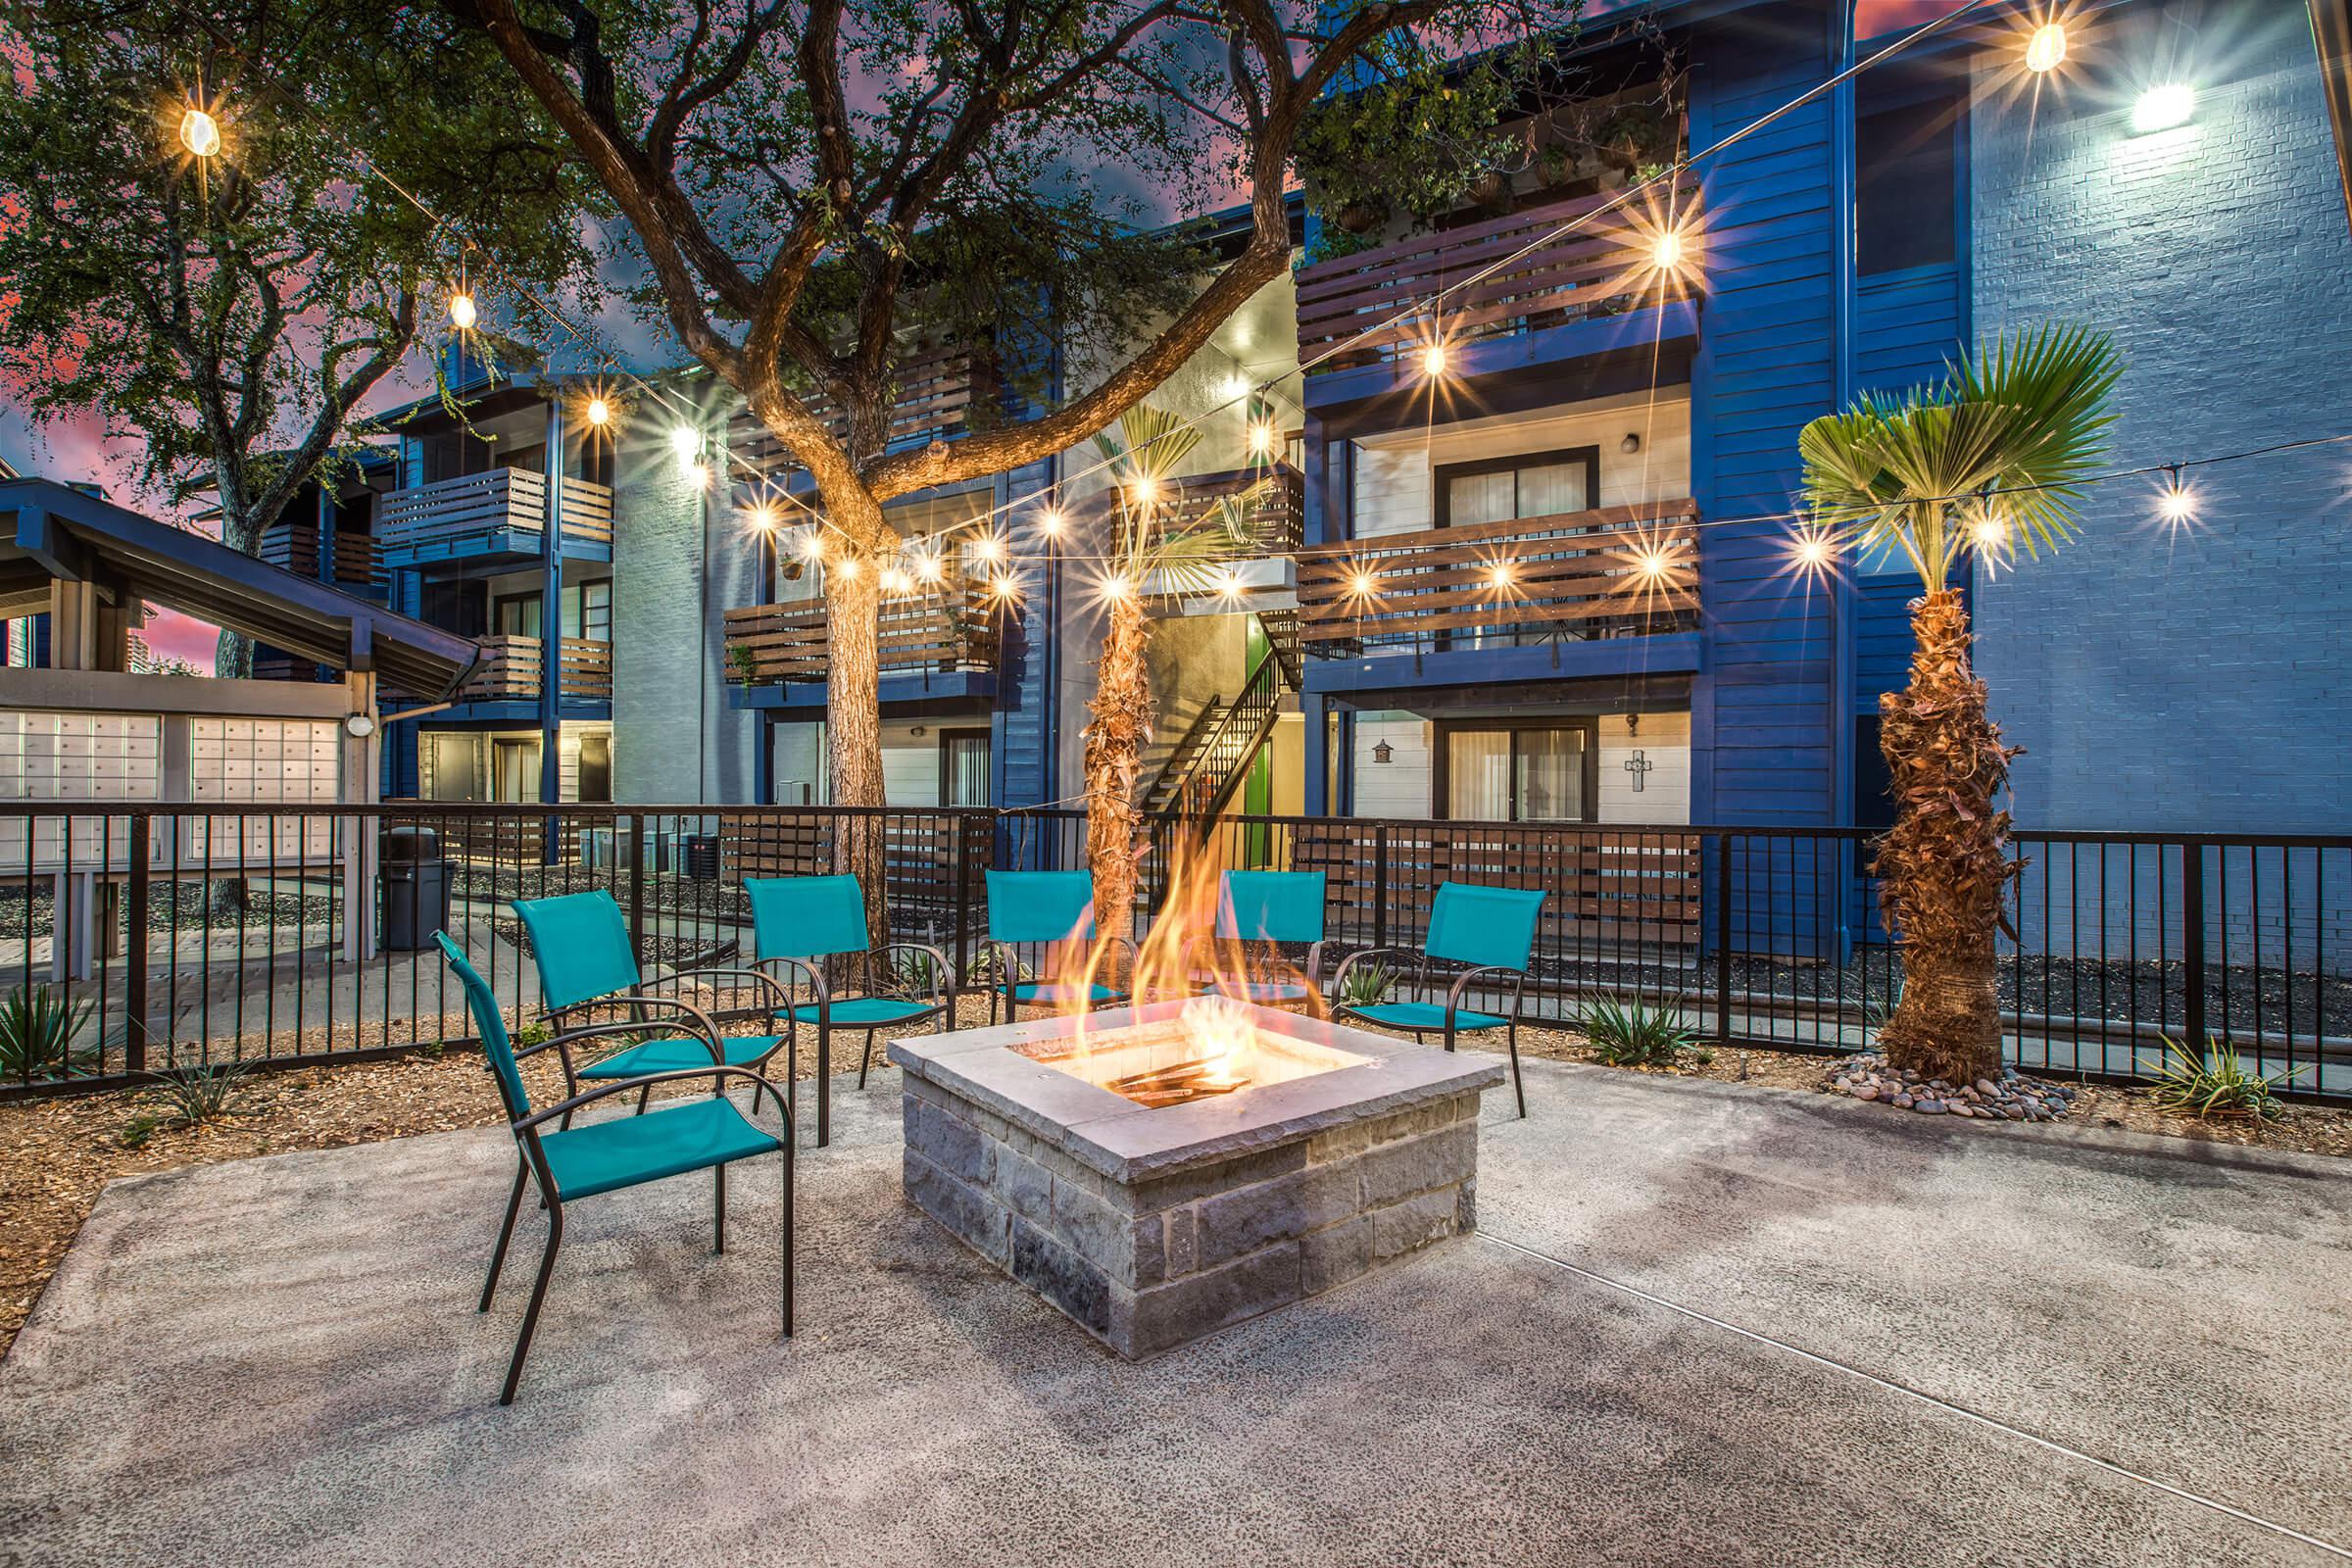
[0, 984, 96, 1080]
[1082, 403, 1263, 933]
[1799, 324, 2121, 1086]
[2139, 1036, 2301, 1121]
[1578, 996, 1699, 1068]
[1333, 958, 1397, 1009]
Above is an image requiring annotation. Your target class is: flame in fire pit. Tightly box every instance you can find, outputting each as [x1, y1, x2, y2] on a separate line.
[1042, 832, 1324, 1106]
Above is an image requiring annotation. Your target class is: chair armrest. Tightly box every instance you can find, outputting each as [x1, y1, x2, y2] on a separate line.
[1444, 964, 1528, 1020]
[513, 1064, 788, 1133]
[871, 943, 953, 1008]
[755, 956, 828, 1007]
[641, 964, 796, 1016]
[537, 1017, 721, 1065]
[1304, 940, 1328, 991]
[576, 992, 731, 1060]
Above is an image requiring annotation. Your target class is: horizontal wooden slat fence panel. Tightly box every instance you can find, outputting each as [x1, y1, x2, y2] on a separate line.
[1296, 180, 1703, 373]
[457, 637, 613, 703]
[379, 468, 614, 557]
[1295, 500, 1700, 651]
[721, 577, 998, 685]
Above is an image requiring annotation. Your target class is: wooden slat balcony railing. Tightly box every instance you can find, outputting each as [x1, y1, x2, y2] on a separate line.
[1294, 500, 1700, 656]
[1295, 179, 1702, 376]
[257, 521, 381, 591]
[378, 468, 616, 560]
[720, 577, 999, 686]
[1074, 462, 1306, 555]
[458, 635, 614, 704]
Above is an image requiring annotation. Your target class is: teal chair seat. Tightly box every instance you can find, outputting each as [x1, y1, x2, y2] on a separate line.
[1344, 1001, 1510, 1033]
[1206, 978, 1313, 1004]
[577, 1034, 787, 1079]
[1010, 980, 1125, 1005]
[783, 997, 935, 1026]
[1331, 880, 1547, 1119]
[541, 1098, 783, 1200]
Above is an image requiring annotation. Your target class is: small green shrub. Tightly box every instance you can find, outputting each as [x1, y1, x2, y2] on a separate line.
[1580, 997, 1701, 1069]
[138, 1058, 261, 1129]
[118, 1110, 166, 1149]
[2139, 1036, 2301, 1121]
[0, 984, 96, 1079]
[877, 950, 947, 1001]
[1334, 960, 1396, 1008]
[511, 1019, 551, 1051]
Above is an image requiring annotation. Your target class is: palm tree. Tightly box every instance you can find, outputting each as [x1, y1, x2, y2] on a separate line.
[1798, 324, 2121, 1085]
[1082, 404, 1261, 942]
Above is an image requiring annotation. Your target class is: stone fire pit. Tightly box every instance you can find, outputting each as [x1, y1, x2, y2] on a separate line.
[888, 1000, 1504, 1358]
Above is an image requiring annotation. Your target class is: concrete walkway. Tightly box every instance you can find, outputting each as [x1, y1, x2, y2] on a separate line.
[3, 1060, 2347, 1567]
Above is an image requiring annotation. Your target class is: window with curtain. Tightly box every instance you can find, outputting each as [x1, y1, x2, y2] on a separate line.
[1441, 724, 1594, 821]
[942, 730, 992, 808]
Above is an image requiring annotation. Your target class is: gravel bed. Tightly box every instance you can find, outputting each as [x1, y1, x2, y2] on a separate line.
[0, 882, 340, 940]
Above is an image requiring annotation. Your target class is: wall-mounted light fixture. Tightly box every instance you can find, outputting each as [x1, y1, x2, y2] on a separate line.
[1620, 433, 1642, 455]
[2132, 83, 2195, 134]
[1372, 740, 1395, 764]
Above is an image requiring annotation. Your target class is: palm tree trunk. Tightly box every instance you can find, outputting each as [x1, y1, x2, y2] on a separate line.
[1084, 598, 1153, 953]
[1873, 588, 2017, 1085]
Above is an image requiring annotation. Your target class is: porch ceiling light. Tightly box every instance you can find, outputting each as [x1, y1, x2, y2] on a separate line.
[179, 106, 221, 159]
[2024, 22, 2068, 74]
[2132, 83, 2194, 133]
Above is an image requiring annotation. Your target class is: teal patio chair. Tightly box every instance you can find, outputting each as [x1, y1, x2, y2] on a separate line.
[983, 869, 1134, 1024]
[744, 873, 951, 1148]
[1200, 869, 1328, 1004]
[1330, 880, 1546, 1117]
[513, 890, 794, 1119]
[432, 932, 791, 1406]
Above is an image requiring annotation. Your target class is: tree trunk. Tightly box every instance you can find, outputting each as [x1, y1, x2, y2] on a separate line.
[1872, 588, 2018, 1085]
[824, 559, 890, 947]
[216, 512, 260, 678]
[1084, 597, 1154, 955]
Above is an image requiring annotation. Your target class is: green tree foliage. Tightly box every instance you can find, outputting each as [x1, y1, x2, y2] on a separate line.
[0, 1, 596, 671]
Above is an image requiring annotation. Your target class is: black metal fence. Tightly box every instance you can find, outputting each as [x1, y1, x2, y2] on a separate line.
[2, 802, 2345, 1102]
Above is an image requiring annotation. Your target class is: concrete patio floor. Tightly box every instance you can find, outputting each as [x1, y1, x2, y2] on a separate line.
[3, 1058, 2348, 1567]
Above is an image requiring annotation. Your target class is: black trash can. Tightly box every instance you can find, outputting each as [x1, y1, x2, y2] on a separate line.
[381, 825, 454, 951]
[683, 832, 720, 882]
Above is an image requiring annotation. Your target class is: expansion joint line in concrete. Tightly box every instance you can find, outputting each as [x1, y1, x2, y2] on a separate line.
[1479, 1232, 2352, 1563]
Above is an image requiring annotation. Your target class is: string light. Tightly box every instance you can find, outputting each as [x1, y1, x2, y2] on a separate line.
[1249, 419, 1279, 458]
[1129, 473, 1160, 505]
[1651, 227, 1686, 271]
[584, 396, 611, 427]
[1102, 575, 1136, 603]
[2156, 467, 2195, 528]
[669, 426, 701, 459]
[447, 289, 476, 330]
[836, 557, 861, 581]
[179, 107, 221, 159]
[2024, 21, 2068, 73]
[987, 574, 1021, 602]
[1788, 526, 1837, 575]
[913, 552, 946, 584]
[745, 502, 779, 533]
[686, 461, 710, 489]
[1634, 545, 1675, 580]
[1349, 569, 1378, 598]
[881, 566, 913, 595]
[972, 533, 1006, 564]
[795, 530, 825, 563]
[1421, 341, 1449, 377]
[1215, 568, 1245, 600]
[1038, 506, 1066, 537]
[1971, 514, 2007, 552]
[1489, 561, 1515, 589]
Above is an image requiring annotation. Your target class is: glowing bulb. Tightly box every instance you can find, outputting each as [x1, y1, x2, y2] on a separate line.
[1038, 507, 1065, 537]
[1130, 473, 1160, 505]
[1249, 419, 1278, 457]
[180, 107, 221, 159]
[447, 290, 477, 330]
[972, 534, 1006, 564]
[914, 553, 945, 583]
[746, 503, 778, 533]
[2132, 84, 2195, 134]
[1349, 570, 1377, 598]
[1651, 228, 1685, 270]
[584, 397, 611, 426]
[1421, 341, 1448, 377]
[1635, 547, 1672, 580]
[987, 574, 1020, 602]
[881, 567, 913, 595]
[836, 557, 861, 581]
[1972, 516, 2006, 551]
[795, 530, 825, 562]
[1226, 372, 1252, 402]
[1489, 562, 1515, 589]
[2157, 481, 2195, 524]
[2025, 22, 2068, 74]
[1215, 568, 1244, 600]
[1791, 533, 1834, 570]
[1103, 575, 1135, 603]
[670, 426, 701, 460]
[686, 461, 710, 489]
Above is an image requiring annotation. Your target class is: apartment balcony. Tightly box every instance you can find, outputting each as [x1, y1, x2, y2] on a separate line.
[720, 576, 1001, 710]
[1156, 462, 1304, 554]
[1296, 179, 1702, 405]
[731, 346, 989, 476]
[1294, 500, 1702, 695]
[258, 519, 381, 595]
[376, 469, 616, 568]
[447, 635, 613, 716]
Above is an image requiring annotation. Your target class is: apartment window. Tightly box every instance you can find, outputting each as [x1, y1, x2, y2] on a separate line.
[566, 580, 612, 643]
[1435, 447, 1599, 529]
[493, 593, 542, 639]
[940, 729, 992, 808]
[1856, 95, 1958, 274]
[1434, 720, 1598, 822]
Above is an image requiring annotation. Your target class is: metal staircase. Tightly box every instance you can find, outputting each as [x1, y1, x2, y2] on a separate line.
[1259, 609, 1303, 687]
[1142, 648, 1284, 818]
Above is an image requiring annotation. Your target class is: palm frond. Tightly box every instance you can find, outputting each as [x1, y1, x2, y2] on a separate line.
[1796, 323, 2121, 590]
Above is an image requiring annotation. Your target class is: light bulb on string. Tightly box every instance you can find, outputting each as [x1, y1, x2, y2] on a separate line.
[2156, 467, 2196, 529]
[1037, 506, 1066, 538]
[447, 290, 477, 331]
[2025, 21, 2068, 74]
[585, 397, 611, 427]
[1421, 340, 1449, 378]
[179, 106, 221, 160]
